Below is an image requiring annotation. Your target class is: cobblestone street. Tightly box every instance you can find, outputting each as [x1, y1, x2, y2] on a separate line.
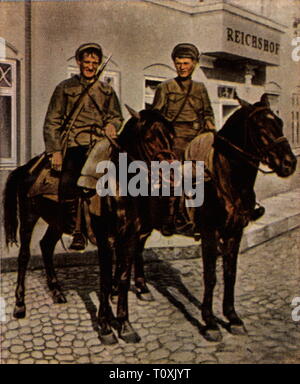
[1, 227, 299, 364]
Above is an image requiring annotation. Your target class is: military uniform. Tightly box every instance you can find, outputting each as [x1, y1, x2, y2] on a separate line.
[43, 73, 123, 200]
[152, 77, 215, 159]
[42, 42, 123, 250]
[44, 75, 123, 153]
[151, 43, 215, 236]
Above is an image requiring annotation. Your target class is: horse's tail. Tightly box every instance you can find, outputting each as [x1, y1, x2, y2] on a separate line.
[3, 166, 24, 247]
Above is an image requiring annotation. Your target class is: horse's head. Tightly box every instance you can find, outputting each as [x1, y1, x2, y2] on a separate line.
[235, 93, 297, 177]
[124, 105, 176, 163]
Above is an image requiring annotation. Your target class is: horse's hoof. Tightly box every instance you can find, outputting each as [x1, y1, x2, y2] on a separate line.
[52, 290, 67, 304]
[119, 321, 141, 343]
[204, 327, 222, 342]
[13, 304, 26, 319]
[134, 285, 155, 302]
[137, 291, 155, 302]
[230, 324, 247, 336]
[99, 330, 118, 345]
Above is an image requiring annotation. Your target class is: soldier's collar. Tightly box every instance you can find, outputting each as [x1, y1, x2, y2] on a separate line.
[175, 75, 192, 82]
[78, 74, 97, 86]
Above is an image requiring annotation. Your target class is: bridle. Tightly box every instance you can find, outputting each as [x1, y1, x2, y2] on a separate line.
[216, 106, 288, 174]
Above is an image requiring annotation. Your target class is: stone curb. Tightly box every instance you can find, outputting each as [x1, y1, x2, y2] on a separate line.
[1, 189, 300, 273]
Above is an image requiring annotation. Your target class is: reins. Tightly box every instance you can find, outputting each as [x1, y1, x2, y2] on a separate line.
[216, 106, 287, 175]
[216, 135, 275, 174]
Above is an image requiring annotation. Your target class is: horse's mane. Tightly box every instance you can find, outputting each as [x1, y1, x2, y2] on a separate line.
[118, 109, 174, 159]
[217, 107, 248, 145]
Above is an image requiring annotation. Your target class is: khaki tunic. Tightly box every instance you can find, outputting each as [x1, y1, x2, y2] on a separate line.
[152, 78, 215, 159]
[43, 75, 123, 153]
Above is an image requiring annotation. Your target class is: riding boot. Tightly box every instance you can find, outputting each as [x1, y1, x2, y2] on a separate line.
[62, 199, 77, 235]
[174, 196, 193, 236]
[161, 197, 176, 237]
[69, 197, 86, 251]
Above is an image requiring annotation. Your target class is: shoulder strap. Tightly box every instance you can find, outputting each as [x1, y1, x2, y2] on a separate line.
[171, 79, 193, 123]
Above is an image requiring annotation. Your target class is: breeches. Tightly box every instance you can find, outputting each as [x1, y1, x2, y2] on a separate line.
[59, 146, 89, 201]
[173, 123, 199, 161]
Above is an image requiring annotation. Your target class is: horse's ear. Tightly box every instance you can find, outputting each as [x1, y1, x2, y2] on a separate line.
[234, 91, 252, 108]
[260, 93, 270, 107]
[125, 104, 140, 119]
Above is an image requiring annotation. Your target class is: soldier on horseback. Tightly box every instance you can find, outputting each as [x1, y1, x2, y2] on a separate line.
[151, 43, 216, 234]
[43, 43, 123, 250]
[151, 43, 264, 235]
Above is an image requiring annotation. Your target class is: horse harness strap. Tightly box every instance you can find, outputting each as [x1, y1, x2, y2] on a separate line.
[248, 106, 269, 119]
[171, 80, 193, 124]
[216, 105, 288, 174]
[216, 135, 275, 174]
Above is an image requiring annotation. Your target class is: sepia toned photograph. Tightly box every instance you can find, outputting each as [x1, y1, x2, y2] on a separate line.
[0, 0, 299, 367]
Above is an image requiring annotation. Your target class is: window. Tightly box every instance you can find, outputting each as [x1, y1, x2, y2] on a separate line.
[144, 77, 165, 109]
[218, 85, 236, 99]
[0, 59, 17, 167]
[291, 93, 300, 147]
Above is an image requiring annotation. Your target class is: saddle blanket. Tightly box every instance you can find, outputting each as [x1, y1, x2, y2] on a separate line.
[184, 131, 215, 181]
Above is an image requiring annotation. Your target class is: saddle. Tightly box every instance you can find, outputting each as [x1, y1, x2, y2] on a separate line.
[28, 161, 59, 201]
[27, 156, 98, 245]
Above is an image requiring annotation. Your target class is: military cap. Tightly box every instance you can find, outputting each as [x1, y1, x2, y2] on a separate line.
[75, 43, 103, 61]
[171, 43, 200, 62]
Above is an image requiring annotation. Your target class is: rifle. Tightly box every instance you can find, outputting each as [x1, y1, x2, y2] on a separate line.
[60, 53, 113, 157]
[29, 54, 112, 174]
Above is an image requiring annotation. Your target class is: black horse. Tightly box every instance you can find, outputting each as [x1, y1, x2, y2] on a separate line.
[4, 109, 175, 344]
[132, 94, 297, 341]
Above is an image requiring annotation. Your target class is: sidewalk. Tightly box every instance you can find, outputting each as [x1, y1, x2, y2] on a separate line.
[1, 188, 300, 272]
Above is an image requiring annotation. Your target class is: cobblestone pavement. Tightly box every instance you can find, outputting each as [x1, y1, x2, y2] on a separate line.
[1, 228, 300, 364]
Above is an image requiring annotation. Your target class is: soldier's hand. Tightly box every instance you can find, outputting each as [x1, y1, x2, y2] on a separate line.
[51, 151, 63, 172]
[104, 124, 117, 139]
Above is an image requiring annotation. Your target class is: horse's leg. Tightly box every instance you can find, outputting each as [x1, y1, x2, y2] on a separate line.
[98, 247, 118, 344]
[116, 239, 141, 343]
[133, 233, 154, 301]
[222, 229, 246, 335]
[201, 229, 222, 342]
[92, 217, 118, 345]
[40, 225, 67, 304]
[14, 209, 39, 319]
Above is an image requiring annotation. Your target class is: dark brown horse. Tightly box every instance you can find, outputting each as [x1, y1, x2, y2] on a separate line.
[133, 94, 297, 341]
[4, 109, 175, 344]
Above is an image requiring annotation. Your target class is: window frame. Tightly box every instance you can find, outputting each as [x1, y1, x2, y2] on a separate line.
[0, 58, 17, 167]
[144, 75, 166, 109]
[291, 93, 300, 148]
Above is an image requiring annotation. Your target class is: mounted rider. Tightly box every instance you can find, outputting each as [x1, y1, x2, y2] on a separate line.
[151, 43, 264, 235]
[151, 43, 216, 234]
[43, 43, 123, 250]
